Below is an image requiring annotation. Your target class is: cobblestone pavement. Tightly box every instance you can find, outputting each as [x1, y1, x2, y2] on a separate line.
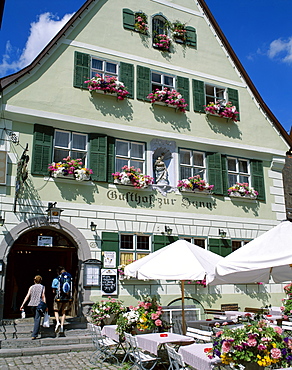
[0, 351, 126, 370]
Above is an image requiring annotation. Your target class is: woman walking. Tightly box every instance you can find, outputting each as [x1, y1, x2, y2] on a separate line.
[20, 275, 46, 340]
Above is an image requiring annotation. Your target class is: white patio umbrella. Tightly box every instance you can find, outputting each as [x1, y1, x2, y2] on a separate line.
[124, 239, 224, 334]
[210, 220, 292, 285]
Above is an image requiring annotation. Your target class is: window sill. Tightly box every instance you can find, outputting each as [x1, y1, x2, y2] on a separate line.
[110, 181, 152, 191]
[205, 112, 235, 122]
[151, 101, 186, 113]
[228, 194, 258, 201]
[44, 176, 95, 185]
[89, 89, 128, 100]
[179, 188, 212, 195]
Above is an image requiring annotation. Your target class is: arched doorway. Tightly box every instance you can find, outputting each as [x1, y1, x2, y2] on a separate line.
[4, 227, 78, 319]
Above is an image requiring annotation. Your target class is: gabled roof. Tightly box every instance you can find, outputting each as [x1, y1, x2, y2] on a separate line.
[0, 0, 291, 146]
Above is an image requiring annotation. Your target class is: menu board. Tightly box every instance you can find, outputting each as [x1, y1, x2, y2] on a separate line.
[101, 269, 117, 295]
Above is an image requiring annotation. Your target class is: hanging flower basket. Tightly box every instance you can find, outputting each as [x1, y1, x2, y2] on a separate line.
[177, 175, 214, 193]
[84, 75, 130, 100]
[147, 88, 188, 112]
[153, 34, 171, 51]
[205, 101, 239, 122]
[48, 157, 93, 181]
[134, 13, 148, 34]
[112, 166, 153, 189]
[228, 183, 258, 199]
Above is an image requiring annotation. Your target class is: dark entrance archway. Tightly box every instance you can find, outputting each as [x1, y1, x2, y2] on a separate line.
[4, 228, 78, 319]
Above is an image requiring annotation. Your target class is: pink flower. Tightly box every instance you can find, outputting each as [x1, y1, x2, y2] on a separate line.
[270, 348, 282, 359]
[222, 341, 232, 353]
[274, 326, 283, 334]
[154, 319, 162, 326]
[151, 313, 159, 320]
[247, 338, 257, 347]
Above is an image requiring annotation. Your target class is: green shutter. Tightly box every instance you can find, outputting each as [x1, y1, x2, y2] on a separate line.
[120, 62, 134, 99]
[123, 8, 135, 30]
[221, 155, 229, 196]
[207, 152, 223, 195]
[192, 79, 205, 113]
[185, 26, 197, 48]
[107, 136, 115, 183]
[209, 238, 232, 257]
[176, 76, 190, 111]
[31, 124, 54, 176]
[251, 160, 265, 201]
[227, 88, 240, 121]
[73, 51, 90, 89]
[89, 134, 107, 182]
[137, 65, 151, 101]
[101, 232, 119, 268]
[153, 235, 178, 252]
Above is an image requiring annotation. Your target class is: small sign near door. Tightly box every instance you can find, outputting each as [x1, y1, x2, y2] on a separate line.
[101, 269, 117, 295]
[37, 236, 53, 247]
[103, 251, 116, 268]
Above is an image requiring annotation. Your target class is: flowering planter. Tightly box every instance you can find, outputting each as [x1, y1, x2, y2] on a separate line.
[243, 363, 264, 370]
[229, 192, 257, 199]
[54, 173, 90, 181]
[132, 327, 153, 335]
[179, 188, 211, 194]
[102, 314, 117, 326]
[114, 179, 149, 189]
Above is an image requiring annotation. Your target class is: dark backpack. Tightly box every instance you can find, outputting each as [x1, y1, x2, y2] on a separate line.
[56, 272, 73, 301]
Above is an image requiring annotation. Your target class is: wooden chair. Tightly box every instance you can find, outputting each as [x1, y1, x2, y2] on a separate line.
[185, 326, 212, 343]
[89, 323, 120, 365]
[165, 344, 189, 370]
[123, 332, 158, 370]
[282, 320, 292, 336]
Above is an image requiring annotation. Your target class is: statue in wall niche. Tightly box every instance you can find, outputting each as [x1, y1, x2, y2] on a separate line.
[154, 154, 168, 185]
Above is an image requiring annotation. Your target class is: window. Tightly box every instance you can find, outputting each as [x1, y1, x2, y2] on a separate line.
[227, 157, 250, 187]
[54, 130, 88, 163]
[152, 15, 167, 38]
[182, 237, 206, 249]
[91, 58, 118, 79]
[151, 71, 174, 92]
[116, 140, 145, 172]
[232, 240, 249, 252]
[120, 234, 150, 265]
[179, 149, 206, 179]
[205, 84, 225, 105]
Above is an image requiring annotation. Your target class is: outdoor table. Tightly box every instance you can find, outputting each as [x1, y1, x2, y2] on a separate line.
[187, 319, 234, 330]
[178, 342, 221, 370]
[224, 311, 255, 320]
[135, 332, 194, 356]
[101, 324, 119, 342]
[264, 314, 283, 324]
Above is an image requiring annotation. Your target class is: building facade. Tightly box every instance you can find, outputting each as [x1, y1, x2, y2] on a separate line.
[0, 0, 291, 319]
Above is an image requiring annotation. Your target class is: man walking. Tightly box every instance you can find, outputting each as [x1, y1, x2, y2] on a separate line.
[52, 266, 72, 334]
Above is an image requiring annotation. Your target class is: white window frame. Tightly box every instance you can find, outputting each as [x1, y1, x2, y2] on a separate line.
[151, 71, 175, 92]
[120, 234, 151, 265]
[205, 84, 226, 105]
[53, 130, 88, 164]
[181, 237, 206, 249]
[115, 139, 145, 172]
[227, 157, 250, 187]
[90, 57, 119, 79]
[179, 149, 206, 180]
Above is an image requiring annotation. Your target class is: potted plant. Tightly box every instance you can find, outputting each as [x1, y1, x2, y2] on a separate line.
[112, 166, 153, 189]
[177, 175, 214, 193]
[48, 156, 93, 181]
[172, 21, 187, 43]
[206, 319, 292, 369]
[88, 297, 126, 327]
[134, 12, 148, 34]
[147, 88, 188, 112]
[84, 74, 130, 100]
[153, 33, 171, 51]
[205, 100, 239, 121]
[228, 183, 258, 199]
[116, 295, 170, 337]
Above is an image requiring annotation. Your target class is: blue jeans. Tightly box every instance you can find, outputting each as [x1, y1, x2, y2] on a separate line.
[31, 306, 41, 337]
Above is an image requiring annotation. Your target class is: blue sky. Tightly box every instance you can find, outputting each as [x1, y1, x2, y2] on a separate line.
[1, 0, 291, 133]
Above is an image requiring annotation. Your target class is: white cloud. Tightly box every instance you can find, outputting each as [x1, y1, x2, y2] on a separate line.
[268, 37, 292, 64]
[0, 12, 74, 77]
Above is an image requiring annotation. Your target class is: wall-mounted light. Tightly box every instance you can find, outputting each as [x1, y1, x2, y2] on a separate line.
[219, 229, 227, 238]
[46, 202, 63, 223]
[0, 214, 5, 226]
[90, 222, 97, 232]
[163, 225, 172, 236]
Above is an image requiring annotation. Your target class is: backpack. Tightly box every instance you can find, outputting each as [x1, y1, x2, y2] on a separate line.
[55, 272, 73, 302]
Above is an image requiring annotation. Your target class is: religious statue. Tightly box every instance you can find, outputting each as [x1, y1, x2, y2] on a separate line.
[154, 154, 168, 185]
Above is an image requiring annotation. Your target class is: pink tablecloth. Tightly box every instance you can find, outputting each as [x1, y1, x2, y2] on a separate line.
[178, 342, 221, 370]
[101, 324, 119, 342]
[136, 332, 194, 356]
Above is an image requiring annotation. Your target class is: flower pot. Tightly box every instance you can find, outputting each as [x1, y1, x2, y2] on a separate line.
[230, 192, 257, 199]
[102, 313, 117, 326]
[180, 188, 211, 194]
[132, 327, 153, 335]
[242, 363, 264, 370]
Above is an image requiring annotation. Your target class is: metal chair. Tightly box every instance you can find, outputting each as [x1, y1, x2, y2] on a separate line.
[123, 332, 158, 370]
[165, 344, 189, 370]
[282, 320, 292, 336]
[88, 323, 120, 365]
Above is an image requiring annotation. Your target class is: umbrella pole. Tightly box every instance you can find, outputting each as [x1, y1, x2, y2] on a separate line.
[181, 280, 186, 335]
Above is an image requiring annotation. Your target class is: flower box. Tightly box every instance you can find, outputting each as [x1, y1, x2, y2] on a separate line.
[147, 88, 188, 112]
[153, 34, 171, 51]
[180, 188, 212, 195]
[112, 166, 153, 189]
[84, 75, 130, 100]
[177, 176, 214, 193]
[48, 157, 93, 182]
[205, 101, 239, 122]
[228, 183, 258, 199]
[229, 192, 257, 199]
